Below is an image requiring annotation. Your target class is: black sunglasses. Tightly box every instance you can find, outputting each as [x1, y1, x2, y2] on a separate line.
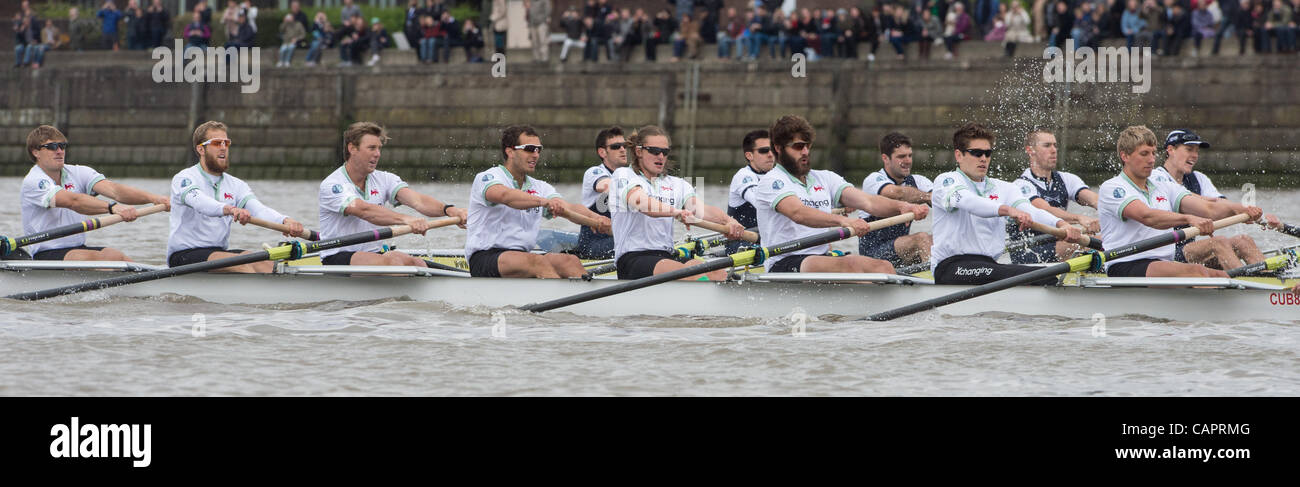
[39, 142, 68, 151]
[606, 143, 627, 150]
[513, 144, 543, 153]
[640, 146, 671, 157]
[963, 148, 994, 158]
[752, 146, 772, 154]
[789, 142, 812, 151]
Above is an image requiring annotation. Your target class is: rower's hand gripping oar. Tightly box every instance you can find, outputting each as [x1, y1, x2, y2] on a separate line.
[1026, 221, 1104, 251]
[1, 204, 167, 257]
[681, 218, 759, 243]
[1225, 248, 1297, 277]
[862, 213, 1251, 322]
[248, 217, 321, 241]
[6, 217, 461, 301]
[522, 212, 918, 313]
[1278, 223, 1300, 239]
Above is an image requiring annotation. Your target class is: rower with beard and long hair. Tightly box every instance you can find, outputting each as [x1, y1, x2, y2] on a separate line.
[166, 121, 307, 273]
[1098, 125, 1266, 278]
[754, 115, 929, 274]
[610, 125, 746, 280]
[929, 122, 1081, 285]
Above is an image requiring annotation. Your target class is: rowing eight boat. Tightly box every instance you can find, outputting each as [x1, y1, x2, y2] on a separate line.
[2, 259, 1296, 322]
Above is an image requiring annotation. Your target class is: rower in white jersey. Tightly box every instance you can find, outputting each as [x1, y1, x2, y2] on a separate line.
[1006, 128, 1101, 264]
[1099, 126, 1266, 278]
[465, 125, 612, 278]
[929, 122, 1081, 285]
[17, 124, 170, 261]
[318, 122, 468, 266]
[724, 129, 775, 254]
[167, 121, 306, 273]
[574, 126, 628, 259]
[611, 125, 746, 281]
[1149, 129, 1281, 268]
[754, 115, 929, 274]
[857, 132, 934, 268]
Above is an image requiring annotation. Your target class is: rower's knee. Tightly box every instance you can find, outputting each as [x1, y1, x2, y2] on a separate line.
[553, 254, 583, 276]
[858, 257, 895, 274]
[98, 248, 128, 261]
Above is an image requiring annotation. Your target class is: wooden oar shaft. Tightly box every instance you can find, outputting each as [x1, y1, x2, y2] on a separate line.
[866, 213, 1249, 321]
[683, 219, 759, 243]
[248, 217, 321, 241]
[1027, 221, 1103, 250]
[7, 217, 459, 301]
[1, 204, 167, 255]
[526, 213, 916, 313]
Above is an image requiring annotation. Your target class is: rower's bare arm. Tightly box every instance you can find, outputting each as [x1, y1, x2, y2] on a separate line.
[1076, 188, 1100, 208]
[394, 187, 452, 217]
[52, 191, 115, 216]
[624, 187, 678, 217]
[594, 177, 612, 194]
[1031, 197, 1083, 223]
[1123, 200, 1200, 230]
[1184, 195, 1263, 222]
[775, 196, 845, 228]
[484, 184, 547, 210]
[90, 180, 169, 208]
[343, 199, 412, 226]
[878, 184, 931, 205]
[561, 199, 608, 228]
[840, 187, 905, 217]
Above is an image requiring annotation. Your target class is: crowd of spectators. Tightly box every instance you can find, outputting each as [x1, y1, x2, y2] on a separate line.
[13, 0, 1299, 70]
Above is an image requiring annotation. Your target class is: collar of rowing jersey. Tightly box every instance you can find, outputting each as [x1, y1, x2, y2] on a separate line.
[955, 169, 992, 197]
[338, 165, 379, 200]
[773, 163, 823, 193]
[495, 164, 535, 192]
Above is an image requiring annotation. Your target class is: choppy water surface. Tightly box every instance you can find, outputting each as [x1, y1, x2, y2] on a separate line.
[1, 178, 1298, 395]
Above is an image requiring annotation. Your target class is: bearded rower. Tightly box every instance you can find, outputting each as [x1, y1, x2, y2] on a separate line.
[1006, 128, 1101, 264]
[466, 125, 612, 278]
[19, 125, 170, 262]
[929, 123, 1081, 285]
[858, 131, 934, 267]
[575, 126, 628, 259]
[725, 129, 775, 254]
[1150, 129, 1280, 269]
[318, 122, 467, 266]
[1099, 126, 1265, 278]
[755, 115, 928, 274]
[167, 121, 306, 273]
[611, 125, 746, 280]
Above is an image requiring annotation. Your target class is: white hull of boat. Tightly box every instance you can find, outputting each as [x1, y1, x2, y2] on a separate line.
[2, 263, 1298, 322]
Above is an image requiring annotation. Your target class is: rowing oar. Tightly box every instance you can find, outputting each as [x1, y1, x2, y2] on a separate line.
[1, 204, 167, 258]
[862, 213, 1251, 322]
[248, 217, 320, 241]
[1225, 249, 1297, 277]
[581, 224, 759, 279]
[523, 213, 916, 312]
[1279, 223, 1300, 239]
[6, 217, 460, 301]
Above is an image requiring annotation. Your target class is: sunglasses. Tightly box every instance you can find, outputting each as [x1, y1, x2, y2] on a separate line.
[513, 144, 543, 153]
[640, 146, 671, 157]
[752, 146, 772, 154]
[963, 148, 994, 158]
[788, 142, 812, 151]
[606, 143, 627, 150]
[201, 138, 233, 148]
[38, 142, 68, 151]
